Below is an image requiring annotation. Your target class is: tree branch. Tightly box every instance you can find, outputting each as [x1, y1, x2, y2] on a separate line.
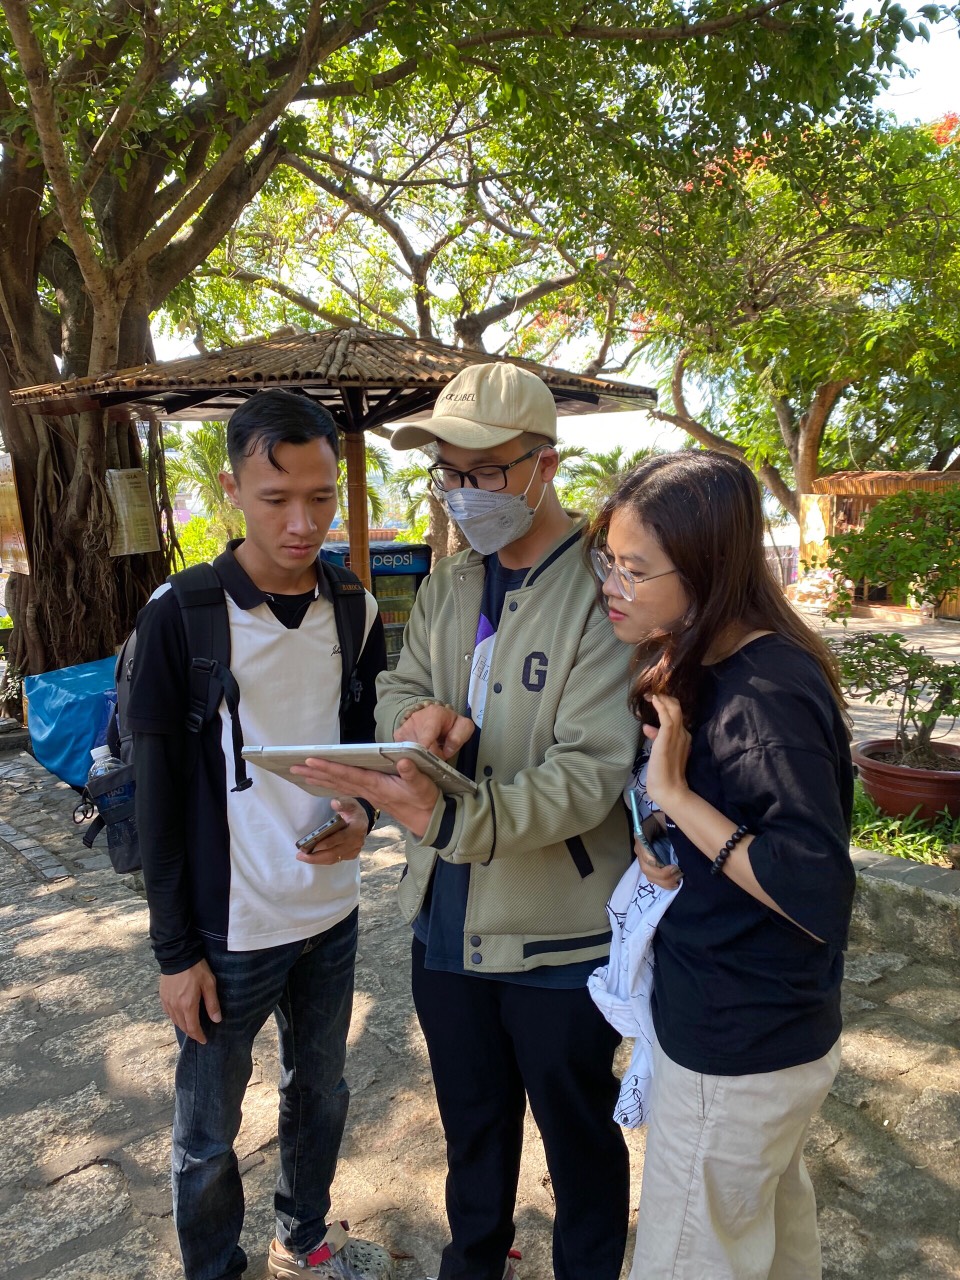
[771, 395, 798, 467]
[1, 0, 110, 301]
[77, 8, 166, 200]
[195, 266, 353, 329]
[149, 131, 215, 226]
[297, 2, 798, 101]
[54, 0, 139, 89]
[583, 291, 620, 377]
[794, 379, 851, 492]
[651, 349, 797, 515]
[122, 1, 388, 279]
[148, 135, 284, 305]
[329, 274, 416, 336]
[454, 272, 581, 348]
[286, 153, 420, 266]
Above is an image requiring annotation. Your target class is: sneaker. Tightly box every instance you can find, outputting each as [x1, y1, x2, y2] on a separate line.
[268, 1222, 394, 1280]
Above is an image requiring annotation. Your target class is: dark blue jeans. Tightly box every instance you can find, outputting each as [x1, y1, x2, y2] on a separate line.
[171, 909, 358, 1280]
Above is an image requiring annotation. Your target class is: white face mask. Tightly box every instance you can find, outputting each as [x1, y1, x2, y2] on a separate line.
[441, 456, 547, 556]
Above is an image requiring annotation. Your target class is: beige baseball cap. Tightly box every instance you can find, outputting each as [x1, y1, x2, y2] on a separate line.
[389, 362, 558, 451]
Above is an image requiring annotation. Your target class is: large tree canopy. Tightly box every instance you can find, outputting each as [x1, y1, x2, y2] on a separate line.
[161, 93, 594, 357]
[585, 114, 960, 517]
[0, 0, 948, 672]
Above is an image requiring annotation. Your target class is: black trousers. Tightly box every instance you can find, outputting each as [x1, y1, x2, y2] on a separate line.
[412, 938, 629, 1280]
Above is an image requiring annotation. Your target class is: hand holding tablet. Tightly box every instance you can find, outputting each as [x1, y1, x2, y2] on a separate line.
[241, 741, 477, 797]
[241, 741, 477, 841]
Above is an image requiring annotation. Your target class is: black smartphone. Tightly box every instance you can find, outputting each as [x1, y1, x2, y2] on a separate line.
[295, 813, 348, 851]
[629, 790, 675, 869]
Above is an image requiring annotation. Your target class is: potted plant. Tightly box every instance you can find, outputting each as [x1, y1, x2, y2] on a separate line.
[827, 630, 960, 821]
[826, 485, 960, 618]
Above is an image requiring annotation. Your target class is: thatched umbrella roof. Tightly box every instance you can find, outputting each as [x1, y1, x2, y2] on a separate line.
[812, 471, 960, 496]
[10, 326, 658, 588]
[9, 325, 657, 426]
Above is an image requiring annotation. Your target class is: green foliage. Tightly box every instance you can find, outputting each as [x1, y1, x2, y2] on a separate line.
[559, 117, 960, 501]
[150, 12, 960, 380]
[827, 487, 960, 613]
[175, 515, 236, 568]
[0, 614, 13, 630]
[828, 630, 960, 763]
[340, 440, 393, 527]
[851, 779, 960, 864]
[405, 510, 430, 543]
[388, 460, 433, 529]
[165, 423, 244, 538]
[557, 446, 662, 516]
[7, 0, 956, 676]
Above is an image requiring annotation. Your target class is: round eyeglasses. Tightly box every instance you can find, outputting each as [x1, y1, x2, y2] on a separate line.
[427, 443, 544, 493]
[590, 547, 679, 603]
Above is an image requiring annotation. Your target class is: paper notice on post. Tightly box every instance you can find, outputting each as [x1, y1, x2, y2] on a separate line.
[105, 468, 161, 557]
[0, 454, 30, 574]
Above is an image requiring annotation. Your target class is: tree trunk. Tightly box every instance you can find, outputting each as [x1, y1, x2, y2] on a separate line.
[423, 491, 450, 567]
[794, 380, 851, 561]
[0, 285, 173, 675]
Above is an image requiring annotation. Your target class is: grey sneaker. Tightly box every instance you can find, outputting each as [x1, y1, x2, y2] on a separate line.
[268, 1222, 394, 1279]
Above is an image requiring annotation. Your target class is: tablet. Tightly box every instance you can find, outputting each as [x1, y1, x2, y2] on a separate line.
[241, 741, 478, 797]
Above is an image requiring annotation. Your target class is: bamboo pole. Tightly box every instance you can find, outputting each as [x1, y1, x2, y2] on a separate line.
[344, 430, 371, 590]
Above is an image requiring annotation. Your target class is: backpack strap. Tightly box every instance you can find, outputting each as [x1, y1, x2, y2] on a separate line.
[319, 560, 368, 720]
[168, 563, 252, 793]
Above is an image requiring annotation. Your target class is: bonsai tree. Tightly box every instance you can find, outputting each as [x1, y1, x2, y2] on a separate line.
[827, 631, 960, 770]
[826, 486, 960, 618]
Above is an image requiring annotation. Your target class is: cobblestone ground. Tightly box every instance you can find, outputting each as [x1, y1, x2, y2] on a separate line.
[1, 615, 959, 1279]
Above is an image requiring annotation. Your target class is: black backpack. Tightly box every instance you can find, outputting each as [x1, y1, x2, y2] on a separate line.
[83, 559, 368, 872]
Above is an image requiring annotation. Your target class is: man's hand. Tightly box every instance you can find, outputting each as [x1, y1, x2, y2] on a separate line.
[291, 757, 441, 838]
[296, 797, 367, 865]
[398, 703, 474, 759]
[159, 959, 222, 1044]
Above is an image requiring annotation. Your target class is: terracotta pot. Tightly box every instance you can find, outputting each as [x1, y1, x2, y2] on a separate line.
[852, 738, 960, 823]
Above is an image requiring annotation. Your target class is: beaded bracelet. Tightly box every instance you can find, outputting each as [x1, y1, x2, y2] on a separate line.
[710, 823, 750, 876]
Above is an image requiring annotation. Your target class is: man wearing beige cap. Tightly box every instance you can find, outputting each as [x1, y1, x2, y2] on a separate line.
[295, 363, 639, 1280]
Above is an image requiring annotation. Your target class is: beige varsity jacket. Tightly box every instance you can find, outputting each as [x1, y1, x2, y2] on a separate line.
[375, 518, 640, 973]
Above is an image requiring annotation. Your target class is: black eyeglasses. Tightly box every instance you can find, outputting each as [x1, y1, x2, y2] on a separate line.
[428, 444, 545, 492]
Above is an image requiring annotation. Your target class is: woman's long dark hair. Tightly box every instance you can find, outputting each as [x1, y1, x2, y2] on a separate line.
[587, 450, 844, 725]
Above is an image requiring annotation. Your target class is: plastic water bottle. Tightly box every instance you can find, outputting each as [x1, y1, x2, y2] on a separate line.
[87, 745, 137, 859]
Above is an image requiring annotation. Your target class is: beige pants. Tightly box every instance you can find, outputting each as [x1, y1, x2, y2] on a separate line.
[629, 1034, 842, 1280]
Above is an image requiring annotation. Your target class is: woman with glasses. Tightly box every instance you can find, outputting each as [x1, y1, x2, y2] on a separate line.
[588, 450, 854, 1280]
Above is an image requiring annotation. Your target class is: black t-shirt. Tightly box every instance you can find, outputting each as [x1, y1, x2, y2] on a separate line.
[652, 634, 855, 1075]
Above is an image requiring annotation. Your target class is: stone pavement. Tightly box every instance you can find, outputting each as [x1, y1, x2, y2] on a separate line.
[1, 614, 960, 1280]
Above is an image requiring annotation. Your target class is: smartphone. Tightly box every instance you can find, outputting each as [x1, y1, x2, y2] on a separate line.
[629, 790, 675, 870]
[295, 813, 348, 851]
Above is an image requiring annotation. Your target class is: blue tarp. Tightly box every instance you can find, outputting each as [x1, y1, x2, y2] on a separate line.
[24, 657, 116, 788]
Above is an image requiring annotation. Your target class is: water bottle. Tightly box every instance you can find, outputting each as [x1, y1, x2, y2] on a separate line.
[87, 745, 138, 866]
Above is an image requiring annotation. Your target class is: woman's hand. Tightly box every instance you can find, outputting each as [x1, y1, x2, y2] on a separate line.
[290, 757, 441, 838]
[642, 693, 693, 816]
[634, 835, 682, 890]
